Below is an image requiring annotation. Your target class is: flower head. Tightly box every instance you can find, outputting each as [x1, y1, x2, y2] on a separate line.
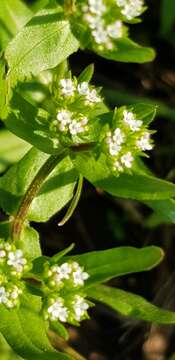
[50, 74, 102, 144]
[103, 107, 154, 175]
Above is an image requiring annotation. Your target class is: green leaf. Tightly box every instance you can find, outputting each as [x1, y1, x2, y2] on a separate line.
[87, 285, 175, 324]
[5, 7, 79, 88]
[0, 147, 78, 222]
[70, 246, 164, 287]
[95, 37, 155, 64]
[0, 294, 71, 360]
[0, 0, 32, 38]
[0, 58, 7, 117]
[0, 129, 30, 174]
[160, 0, 175, 36]
[0, 221, 41, 259]
[145, 199, 175, 224]
[4, 92, 63, 154]
[73, 152, 175, 200]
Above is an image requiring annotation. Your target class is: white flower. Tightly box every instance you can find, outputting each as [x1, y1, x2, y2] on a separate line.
[123, 110, 135, 125]
[92, 26, 109, 44]
[57, 110, 72, 126]
[73, 267, 89, 287]
[109, 142, 121, 156]
[123, 110, 142, 131]
[88, 0, 106, 15]
[113, 128, 125, 145]
[7, 250, 27, 273]
[0, 250, 6, 259]
[60, 79, 75, 97]
[0, 286, 8, 304]
[52, 263, 72, 283]
[73, 295, 89, 321]
[121, 151, 134, 168]
[47, 298, 68, 322]
[86, 89, 101, 104]
[137, 132, 153, 151]
[116, 0, 127, 6]
[121, 0, 143, 20]
[77, 82, 90, 96]
[84, 13, 103, 29]
[114, 160, 124, 172]
[0, 285, 22, 308]
[107, 21, 123, 39]
[69, 118, 88, 135]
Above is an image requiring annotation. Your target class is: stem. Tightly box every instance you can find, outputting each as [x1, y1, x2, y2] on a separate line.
[58, 175, 83, 226]
[48, 330, 86, 360]
[11, 150, 67, 241]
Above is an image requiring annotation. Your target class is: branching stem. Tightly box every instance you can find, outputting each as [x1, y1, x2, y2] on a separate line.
[11, 150, 67, 241]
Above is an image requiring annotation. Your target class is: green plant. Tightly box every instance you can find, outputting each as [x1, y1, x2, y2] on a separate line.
[0, 1, 175, 359]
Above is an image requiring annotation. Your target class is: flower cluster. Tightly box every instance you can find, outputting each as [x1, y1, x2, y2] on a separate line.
[76, 0, 145, 50]
[82, 0, 125, 50]
[43, 261, 90, 324]
[0, 241, 29, 308]
[116, 0, 144, 20]
[50, 77, 102, 142]
[104, 108, 153, 174]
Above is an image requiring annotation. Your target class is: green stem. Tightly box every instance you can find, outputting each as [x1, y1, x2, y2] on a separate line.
[11, 150, 67, 241]
[49, 330, 86, 360]
[58, 175, 83, 226]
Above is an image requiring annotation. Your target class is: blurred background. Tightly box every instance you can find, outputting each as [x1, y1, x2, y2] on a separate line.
[0, 0, 175, 359]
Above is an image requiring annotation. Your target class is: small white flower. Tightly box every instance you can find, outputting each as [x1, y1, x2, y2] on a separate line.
[121, 151, 134, 168]
[130, 119, 143, 132]
[0, 286, 8, 304]
[92, 26, 109, 44]
[47, 298, 68, 322]
[121, 1, 143, 20]
[77, 82, 90, 96]
[86, 89, 101, 104]
[88, 0, 106, 15]
[7, 250, 27, 273]
[123, 110, 142, 131]
[113, 128, 125, 145]
[73, 266, 89, 287]
[123, 110, 135, 125]
[69, 118, 88, 135]
[114, 160, 124, 172]
[0, 250, 6, 259]
[84, 13, 103, 29]
[137, 132, 153, 151]
[116, 0, 127, 6]
[60, 79, 75, 97]
[107, 21, 123, 39]
[109, 142, 121, 156]
[73, 295, 89, 321]
[57, 110, 72, 126]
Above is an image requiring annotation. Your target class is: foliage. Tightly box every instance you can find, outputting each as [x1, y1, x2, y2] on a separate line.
[0, 1, 174, 359]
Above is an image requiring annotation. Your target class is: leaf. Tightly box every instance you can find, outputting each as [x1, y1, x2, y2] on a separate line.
[0, 0, 32, 38]
[0, 294, 71, 360]
[160, 0, 175, 36]
[4, 92, 64, 153]
[87, 285, 175, 325]
[0, 129, 30, 174]
[135, 159, 175, 224]
[5, 7, 79, 88]
[0, 147, 78, 222]
[0, 221, 41, 259]
[70, 246, 164, 287]
[95, 37, 155, 64]
[73, 152, 175, 200]
[0, 58, 7, 117]
[145, 199, 175, 224]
